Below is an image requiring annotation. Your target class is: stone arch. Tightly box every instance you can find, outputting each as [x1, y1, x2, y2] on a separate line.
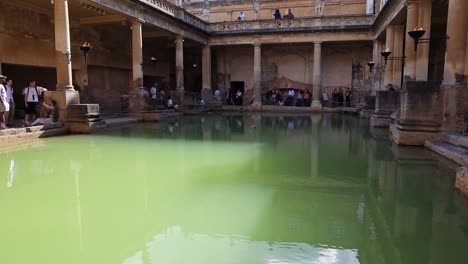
[277, 54, 306, 83]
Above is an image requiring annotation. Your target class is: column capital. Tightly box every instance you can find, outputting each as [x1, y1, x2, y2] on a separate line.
[405, 0, 419, 8]
[313, 41, 323, 45]
[253, 42, 261, 47]
[130, 18, 145, 26]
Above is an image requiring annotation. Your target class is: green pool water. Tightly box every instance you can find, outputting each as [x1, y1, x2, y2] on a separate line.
[1, 113, 468, 264]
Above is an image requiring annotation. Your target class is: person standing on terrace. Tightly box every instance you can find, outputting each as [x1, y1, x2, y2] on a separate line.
[273, 9, 281, 19]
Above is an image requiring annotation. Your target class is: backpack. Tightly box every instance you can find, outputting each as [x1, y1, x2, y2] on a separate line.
[26, 86, 43, 102]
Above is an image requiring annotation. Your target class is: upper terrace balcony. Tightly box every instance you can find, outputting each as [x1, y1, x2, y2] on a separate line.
[137, 0, 374, 35]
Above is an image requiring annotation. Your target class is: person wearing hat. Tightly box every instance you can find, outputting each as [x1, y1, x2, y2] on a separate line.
[0, 74, 9, 129]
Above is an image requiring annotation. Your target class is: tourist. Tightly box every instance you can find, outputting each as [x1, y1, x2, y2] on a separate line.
[238, 12, 245, 21]
[286, 89, 295, 106]
[200, 99, 205, 107]
[23, 80, 47, 127]
[338, 87, 344, 106]
[345, 87, 352, 107]
[296, 91, 304, 107]
[0, 75, 9, 129]
[159, 89, 166, 100]
[150, 83, 158, 99]
[31, 99, 59, 126]
[5, 79, 15, 126]
[273, 9, 281, 19]
[214, 88, 221, 98]
[284, 9, 294, 19]
[167, 96, 174, 109]
[235, 89, 243, 105]
[304, 90, 311, 106]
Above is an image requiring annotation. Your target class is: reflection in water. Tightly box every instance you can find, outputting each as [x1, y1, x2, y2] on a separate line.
[6, 159, 14, 188]
[0, 114, 467, 264]
[121, 226, 359, 264]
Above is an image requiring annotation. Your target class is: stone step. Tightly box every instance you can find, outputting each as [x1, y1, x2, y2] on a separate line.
[441, 132, 468, 149]
[425, 140, 468, 166]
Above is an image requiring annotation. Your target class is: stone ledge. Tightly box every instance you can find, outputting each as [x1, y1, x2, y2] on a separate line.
[391, 124, 441, 145]
[0, 127, 68, 146]
[425, 140, 468, 166]
[456, 167, 468, 197]
[370, 115, 391, 128]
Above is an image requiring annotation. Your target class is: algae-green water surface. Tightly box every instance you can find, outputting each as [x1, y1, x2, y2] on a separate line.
[1, 113, 468, 264]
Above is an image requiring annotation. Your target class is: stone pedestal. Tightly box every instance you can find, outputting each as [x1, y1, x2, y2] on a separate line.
[310, 101, 322, 111]
[456, 167, 468, 197]
[390, 81, 442, 145]
[250, 101, 262, 111]
[46, 90, 80, 122]
[66, 104, 106, 133]
[370, 91, 399, 128]
[360, 95, 375, 119]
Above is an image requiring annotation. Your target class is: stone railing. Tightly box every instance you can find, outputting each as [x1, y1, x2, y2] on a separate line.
[207, 15, 374, 34]
[137, 1, 372, 35]
[138, 0, 208, 31]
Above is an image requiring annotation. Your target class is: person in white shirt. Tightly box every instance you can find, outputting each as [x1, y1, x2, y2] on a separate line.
[214, 88, 221, 97]
[238, 12, 245, 21]
[0, 75, 9, 129]
[167, 96, 174, 109]
[150, 83, 158, 99]
[23, 80, 47, 126]
[4, 79, 15, 125]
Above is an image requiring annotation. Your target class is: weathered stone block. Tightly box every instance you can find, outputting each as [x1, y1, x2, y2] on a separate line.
[370, 91, 399, 128]
[396, 81, 441, 132]
[456, 167, 468, 197]
[66, 104, 106, 133]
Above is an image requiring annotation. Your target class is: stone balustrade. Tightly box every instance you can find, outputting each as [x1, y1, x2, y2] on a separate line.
[138, 0, 374, 35]
[207, 15, 374, 34]
[139, 0, 208, 31]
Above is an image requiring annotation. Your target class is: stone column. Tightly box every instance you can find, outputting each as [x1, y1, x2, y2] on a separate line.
[130, 20, 143, 113]
[403, 0, 419, 81]
[305, 48, 313, 84]
[443, 0, 468, 85]
[383, 26, 394, 89]
[216, 48, 225, 92]
[311, 41, 322, 110]
[224, 52, 231, 95]
[392, 25, 404, 88]
[201, 44, 211, 101]
[131, 20, 143, 92]
[415, 0, 432, 81]
[175, 35, 185, 96]
[372, 40, 383, 92]
[465, 30, 468, 82]
[53, 0, 80, 122]
[55, 0, 73, 91]
[252, 43, 262, 109]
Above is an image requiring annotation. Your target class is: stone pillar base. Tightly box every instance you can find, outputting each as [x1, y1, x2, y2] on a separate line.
[360, 109, 374, 119]
[250, 101, 262, 111]
[45, 90, 80, 122]
[310, 101, 322, 111]
[66, 104, 106, 133]
[456, 167, 468, 197]
[390, 123, 440, 145]
[370, 114, 391, 128]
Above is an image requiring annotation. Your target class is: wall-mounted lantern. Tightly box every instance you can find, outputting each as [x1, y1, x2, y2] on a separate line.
[66, 42, 92, 64]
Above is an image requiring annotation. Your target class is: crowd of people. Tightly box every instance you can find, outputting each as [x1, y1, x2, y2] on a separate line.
[331, 87, 352, 108]
[237, 8, 295, 21]
[0, 75, 59, 130]
[140, 82, 175, 109]
[266, 89, 311, 107]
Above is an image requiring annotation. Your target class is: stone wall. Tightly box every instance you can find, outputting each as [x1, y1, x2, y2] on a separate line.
[441, 84, 468, 133]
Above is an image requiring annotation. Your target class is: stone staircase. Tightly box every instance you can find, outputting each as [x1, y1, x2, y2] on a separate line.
[425, 133, 468, 197]
[425, 133, 468, 166]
